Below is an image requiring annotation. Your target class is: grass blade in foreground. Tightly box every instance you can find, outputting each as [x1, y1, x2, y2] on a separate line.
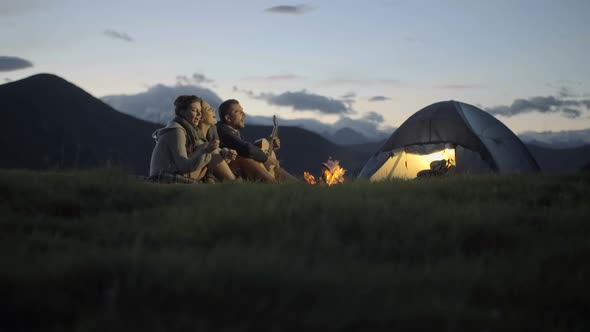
[0, 169, 588, 331]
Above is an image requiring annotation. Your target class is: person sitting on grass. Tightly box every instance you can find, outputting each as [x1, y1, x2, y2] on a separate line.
[195, 99, 238, 182]
[216, 99, 296, 183]
[148, 95, 218, 183]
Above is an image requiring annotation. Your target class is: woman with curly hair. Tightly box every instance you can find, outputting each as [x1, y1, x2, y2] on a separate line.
[148, 95, 218, 183]
[195, 99, 238, 182]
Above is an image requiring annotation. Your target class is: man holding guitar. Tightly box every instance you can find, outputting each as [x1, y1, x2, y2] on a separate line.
[216, 99, 295, 183]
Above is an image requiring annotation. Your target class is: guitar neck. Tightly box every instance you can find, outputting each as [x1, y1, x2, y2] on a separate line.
[267, 116, 278, 155]
[267, 130, 276, 155]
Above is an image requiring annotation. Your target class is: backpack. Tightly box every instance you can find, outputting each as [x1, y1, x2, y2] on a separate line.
[417, 159, 455, 178]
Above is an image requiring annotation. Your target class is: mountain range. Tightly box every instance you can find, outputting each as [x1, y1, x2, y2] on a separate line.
[0, 74, 375, 176]
[518, 129, 590, 148]
[101, 87, 392, 145]
[0, 74, 160, 175]
[101, 86, 590, 148]
[1, 74, 589, 176]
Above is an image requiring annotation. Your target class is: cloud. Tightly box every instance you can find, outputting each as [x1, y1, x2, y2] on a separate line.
[101, 84, 223, 125]
[364, 111, 385, 123]
[103, 29, 134, 42]
[234, 85, 250, 95]
[4, 78, 11, 82]
[557, 86, 578, 98]
[0, 56, 33, 72]
[257, 90, 353, 115]
[100, 82, 392, 143]
[264, 4, 314, 15]
[434, 84, 484, 89]
[486, 95, 590, 118]
[340, 92, 356, 107]
[230, 87, 390, 141]
[247, 114, 393, 143]
[368, 96, 390, 102]
[176, 72, 214, 85]
[519, 128, 590, 148]
[333, 116, 394, 140]
[234, 87, 353, 115]
[562, 108, 581, 119]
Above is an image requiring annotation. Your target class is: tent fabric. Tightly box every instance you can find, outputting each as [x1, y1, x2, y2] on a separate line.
[359, 100, 540, 180]
[380, 101, 487, 154]
[453, 145, 493, 174]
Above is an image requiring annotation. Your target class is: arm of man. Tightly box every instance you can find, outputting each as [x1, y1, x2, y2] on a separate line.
[164, 128, 212, 174]
[218, 128, 268, 163]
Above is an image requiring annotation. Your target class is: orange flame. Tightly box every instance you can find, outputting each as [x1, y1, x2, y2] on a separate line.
[323, 166, 346, 185]
[303, 171, 317, 184]
[304, 158, 346, 186]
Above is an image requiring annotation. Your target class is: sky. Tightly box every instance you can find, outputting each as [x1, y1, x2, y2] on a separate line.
[2, 0, 590, 138]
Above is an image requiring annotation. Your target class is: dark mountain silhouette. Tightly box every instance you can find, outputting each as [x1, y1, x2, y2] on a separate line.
[328, 127, 371, 145]
[101, 84, 224, 126]
[524, 139, 587, 149]
[0, 74, 376, 177]
[0, 74, 161, 175]
[240, 126, 377, 176]
[526, 144, 590, 174]
[2, 74, 588, 178]
[518, 128, 590, 149]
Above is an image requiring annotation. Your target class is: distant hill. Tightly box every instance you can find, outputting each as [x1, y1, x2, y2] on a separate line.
[526, 144, 590, 174]
[328, 127, 371, 145]
[519, 128, 590, 148]
[2, 74, 589, 177]
[0, 74, 378, 177]
[240, 126, 378, 176]
[101, 95, 393, 146]
[0, 74, 160, 175]
[101, 84, 224, 126]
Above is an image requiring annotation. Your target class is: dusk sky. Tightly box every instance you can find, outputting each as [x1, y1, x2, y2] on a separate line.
[2, 0, 589, 137]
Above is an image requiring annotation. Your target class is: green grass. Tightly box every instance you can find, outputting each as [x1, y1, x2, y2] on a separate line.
[0, 168, 589, 331]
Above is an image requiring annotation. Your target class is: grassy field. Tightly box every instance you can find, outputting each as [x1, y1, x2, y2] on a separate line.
[0, 168, 589, 331]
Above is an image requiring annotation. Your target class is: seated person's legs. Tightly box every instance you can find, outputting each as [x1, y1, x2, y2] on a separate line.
[207, 152, 236, 181]
[276, 167, 298, 182]
[187, 164, 208, 181]
[229, 156, 277, 183]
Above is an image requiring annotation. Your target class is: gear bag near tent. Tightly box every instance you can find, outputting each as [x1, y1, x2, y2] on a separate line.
[358, 100, 540, 181]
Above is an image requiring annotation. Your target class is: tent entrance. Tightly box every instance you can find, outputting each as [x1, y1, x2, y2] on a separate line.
[369, 146, 456, 180]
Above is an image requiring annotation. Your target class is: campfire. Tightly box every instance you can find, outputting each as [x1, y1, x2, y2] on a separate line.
[304, 158, 346, 186]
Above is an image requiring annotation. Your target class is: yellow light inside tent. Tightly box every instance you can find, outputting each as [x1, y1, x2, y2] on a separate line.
[413, 148, 455, 167]
[369, 147, 455, 181]
[400, 148, 455, 179]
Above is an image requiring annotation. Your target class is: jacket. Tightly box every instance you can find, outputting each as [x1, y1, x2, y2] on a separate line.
[216, 123, 268, 163]
[149, 120, 212, 177]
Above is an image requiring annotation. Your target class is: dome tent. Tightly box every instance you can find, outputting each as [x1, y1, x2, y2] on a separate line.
[358, 100, 540, 180]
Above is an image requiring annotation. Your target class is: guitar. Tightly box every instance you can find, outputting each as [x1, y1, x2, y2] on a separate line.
[255, 115, 280, 179]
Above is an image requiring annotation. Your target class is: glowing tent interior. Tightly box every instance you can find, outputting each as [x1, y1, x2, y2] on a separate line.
[358, 100, 540, 180]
